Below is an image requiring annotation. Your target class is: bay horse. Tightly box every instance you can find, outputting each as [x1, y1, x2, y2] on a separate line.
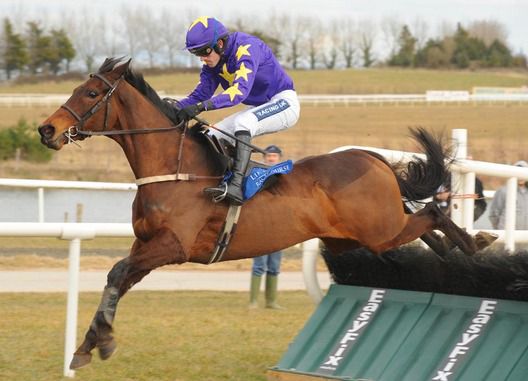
[38, 58, 480, 370]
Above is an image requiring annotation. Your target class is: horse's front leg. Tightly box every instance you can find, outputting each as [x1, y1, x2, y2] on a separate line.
[70, 227, 188, 370]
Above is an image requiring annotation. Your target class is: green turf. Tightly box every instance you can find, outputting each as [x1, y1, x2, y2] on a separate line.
[0, 67, 526, 94]
[0, 291, 315, 381]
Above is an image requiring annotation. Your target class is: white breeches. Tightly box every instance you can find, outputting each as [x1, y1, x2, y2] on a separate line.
[208, 90, 300, 143]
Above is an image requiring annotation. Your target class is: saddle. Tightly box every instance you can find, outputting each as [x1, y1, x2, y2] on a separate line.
[196, 125, 281, 191]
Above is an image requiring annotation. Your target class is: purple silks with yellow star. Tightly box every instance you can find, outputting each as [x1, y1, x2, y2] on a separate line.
[179, 31, 294, 110]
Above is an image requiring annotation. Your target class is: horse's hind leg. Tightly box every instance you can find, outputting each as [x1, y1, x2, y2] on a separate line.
[403, 203, 449, 257]
[70, 227, 187, 370]
[420, 202, 478, 255]
[369, 202, 477, 256]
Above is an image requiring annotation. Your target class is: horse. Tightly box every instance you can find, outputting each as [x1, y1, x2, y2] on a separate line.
[38, 58, 481, 370]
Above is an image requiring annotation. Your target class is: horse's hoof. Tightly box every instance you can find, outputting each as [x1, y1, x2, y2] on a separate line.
[98, 338, 117, 360]
[475, 231, 499, 250]
[70, 353, 92, 369]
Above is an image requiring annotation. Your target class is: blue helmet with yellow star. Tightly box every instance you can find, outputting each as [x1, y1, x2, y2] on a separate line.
[186, 16, 229, 56]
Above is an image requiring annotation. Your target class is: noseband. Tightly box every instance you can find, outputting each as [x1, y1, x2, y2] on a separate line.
[60, 72, 184, 138]
[60, 73, 122, 138]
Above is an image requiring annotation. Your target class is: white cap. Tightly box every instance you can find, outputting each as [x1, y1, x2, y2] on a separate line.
[514, 160, 528, 168]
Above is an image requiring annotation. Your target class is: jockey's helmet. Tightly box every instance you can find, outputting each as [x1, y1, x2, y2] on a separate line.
[185, 16, 229, 56]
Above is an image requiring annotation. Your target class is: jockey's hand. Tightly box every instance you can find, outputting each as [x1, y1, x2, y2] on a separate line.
[177, 102, 205, 122]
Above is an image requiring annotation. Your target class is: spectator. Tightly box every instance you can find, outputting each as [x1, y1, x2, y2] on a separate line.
[249, 145, 285, 310]
[489, 160, 528, 229]
[433, 176, 487, 221]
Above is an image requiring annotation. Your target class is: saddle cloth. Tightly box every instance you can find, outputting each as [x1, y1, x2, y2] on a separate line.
[243, 160, 293, 200]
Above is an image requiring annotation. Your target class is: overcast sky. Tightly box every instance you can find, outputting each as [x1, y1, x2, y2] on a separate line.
[1, 0, 527, 55]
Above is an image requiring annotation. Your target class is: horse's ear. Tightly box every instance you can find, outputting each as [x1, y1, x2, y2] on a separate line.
[112, 58, 132, 78]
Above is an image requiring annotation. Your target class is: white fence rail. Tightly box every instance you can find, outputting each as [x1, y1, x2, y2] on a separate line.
[1, 92, 528, 107]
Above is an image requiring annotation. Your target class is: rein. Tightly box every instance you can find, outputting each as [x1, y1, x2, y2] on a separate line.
[59, 72, 222, 186]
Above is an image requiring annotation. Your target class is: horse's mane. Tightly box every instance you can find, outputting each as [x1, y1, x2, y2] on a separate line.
[97, 57, 179, 125]
[97, 58, 226, 174]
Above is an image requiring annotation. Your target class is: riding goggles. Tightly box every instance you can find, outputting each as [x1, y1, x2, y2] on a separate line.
[189, 45, 214, 57]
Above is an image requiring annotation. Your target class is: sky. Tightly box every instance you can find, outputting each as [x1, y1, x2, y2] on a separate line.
[0, 0, 527, 55]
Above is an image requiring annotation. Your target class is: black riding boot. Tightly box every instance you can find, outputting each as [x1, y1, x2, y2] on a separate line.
[205, 131, 252, 205]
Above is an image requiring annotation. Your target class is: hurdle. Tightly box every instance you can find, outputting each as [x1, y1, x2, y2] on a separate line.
[268, 284, 528, 381]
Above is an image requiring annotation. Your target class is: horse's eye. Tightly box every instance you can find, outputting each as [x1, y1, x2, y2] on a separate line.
[88, 90, 98, 98]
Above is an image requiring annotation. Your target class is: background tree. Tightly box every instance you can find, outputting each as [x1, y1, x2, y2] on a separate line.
[486, 39, 512, 67]
[2, 18, 28, 79]
[159, 9, 185, 67]
[338, 18, 355, 68]
[71, 10, 102, 72]
[49, 29, 76, 73]
[274, 15, 308, 69]
[468, 20, 508, 47]
[26, 21, 51, 74]
[119, 6, 146, 60]
[381, 16, 403, 61]
[140, 8, 163, 68]
[358, 19, 376, 67]
[306, 18, 323, 69]
[388, 25, 416, 67]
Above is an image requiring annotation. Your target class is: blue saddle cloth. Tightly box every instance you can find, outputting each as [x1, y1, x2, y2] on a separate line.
[243, 160, 293, 200]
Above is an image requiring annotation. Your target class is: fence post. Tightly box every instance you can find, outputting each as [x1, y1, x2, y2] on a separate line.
[38, 187, 44, 223]
[462, 172, 476, 230]
[504, 177, 518, 253]
[451, 129, 467, 226]
[302, 239, 324, 304]
[63, 238, 81, 378]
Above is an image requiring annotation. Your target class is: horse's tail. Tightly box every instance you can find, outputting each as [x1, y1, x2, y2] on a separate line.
[321, 245, 528, 301]
[394, 127, 451, 202]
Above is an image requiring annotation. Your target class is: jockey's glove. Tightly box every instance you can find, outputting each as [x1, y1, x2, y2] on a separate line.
[177, 102, 206, 122]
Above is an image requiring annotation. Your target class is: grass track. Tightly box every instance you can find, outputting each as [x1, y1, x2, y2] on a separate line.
[0, 291, 315, 381]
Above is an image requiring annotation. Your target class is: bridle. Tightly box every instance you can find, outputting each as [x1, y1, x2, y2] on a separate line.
[59, 71, 221, 186]
[60, 72, 184, 141]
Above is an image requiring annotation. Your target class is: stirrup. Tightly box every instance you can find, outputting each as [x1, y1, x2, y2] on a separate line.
[204, 183, 228, 203]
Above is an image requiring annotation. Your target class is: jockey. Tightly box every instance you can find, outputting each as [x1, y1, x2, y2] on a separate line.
[174, 16, 300, 205]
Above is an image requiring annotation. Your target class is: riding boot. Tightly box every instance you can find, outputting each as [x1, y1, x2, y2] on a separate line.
[265, 274, 284, 310]
[204, 130, 252, 205]
[249, 274, 262, 309]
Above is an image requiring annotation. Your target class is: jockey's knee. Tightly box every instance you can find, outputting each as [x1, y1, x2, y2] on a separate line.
[233, 112, 257, 136]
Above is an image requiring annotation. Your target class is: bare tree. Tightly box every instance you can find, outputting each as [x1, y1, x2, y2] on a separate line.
[358, 19, 377, 67]
[140, 8, 164, 68]
[306, 17, 323, 69]
[119, 5, 146, 60]
[99, 17, 123, 58]
[159, 9, 185, 68]
[322, 22, 340, 69]
[437, 20, 455, 40]
[411, 17, 429, 50]
[468, 20, 509, 46]
[71, 10, 103, 72]
[338, 17, 355, 68]
[380, 15, 402, 60]
[269, 14, 308, 69]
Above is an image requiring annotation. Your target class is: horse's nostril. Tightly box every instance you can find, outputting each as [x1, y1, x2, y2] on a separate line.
[38, 124, 55, 138]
